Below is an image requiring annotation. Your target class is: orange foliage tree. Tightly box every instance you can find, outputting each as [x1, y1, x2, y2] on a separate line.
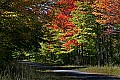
[91, 0, 120, 35]
[92, 0, 120, 25]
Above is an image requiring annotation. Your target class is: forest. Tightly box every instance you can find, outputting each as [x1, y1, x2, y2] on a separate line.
[0, 0, 120, 67]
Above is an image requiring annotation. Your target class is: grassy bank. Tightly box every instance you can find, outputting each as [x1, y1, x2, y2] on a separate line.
[78, 66, 120, 77]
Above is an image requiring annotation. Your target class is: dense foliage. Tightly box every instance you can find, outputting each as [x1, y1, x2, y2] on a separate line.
[0, 0, 120, 65]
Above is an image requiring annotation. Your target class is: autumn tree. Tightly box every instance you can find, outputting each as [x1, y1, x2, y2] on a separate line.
[92, 0, 120, 65]
[39, 0, 81, 55]
[92, 0, 120, 34]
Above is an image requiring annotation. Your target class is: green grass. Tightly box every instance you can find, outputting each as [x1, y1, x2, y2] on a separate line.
[78, 66, 120, 77]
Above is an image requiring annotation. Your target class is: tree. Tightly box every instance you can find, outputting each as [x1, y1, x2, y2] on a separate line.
[92, 0, 120, 65]
[0, 0, 53, 62]
[92, 0, 120, 34]
[39, 0, 81, 54]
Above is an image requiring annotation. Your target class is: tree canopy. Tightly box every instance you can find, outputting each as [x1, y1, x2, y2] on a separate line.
[0, 0, 120, 65]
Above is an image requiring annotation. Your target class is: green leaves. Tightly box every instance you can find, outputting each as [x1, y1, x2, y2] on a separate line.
[117, 24, 120, 27]
[71, 1, 96, 45]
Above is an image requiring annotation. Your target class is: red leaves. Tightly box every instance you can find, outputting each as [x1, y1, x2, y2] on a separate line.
[64, 22, 76, 30]
[55, 0, 78, 50]
[52, 25, 58, 30]
[56, 0, 77, 5]
[56, 13, 68, 19]
[62, 39, 78, 50]
[65, 22, 75, 27]
[62, 9, 71, 16]
[47, 10, 52, 15]
[46, 0, 79, 51]
[55, 14, 69, 26]
[60, 36, 66, 41]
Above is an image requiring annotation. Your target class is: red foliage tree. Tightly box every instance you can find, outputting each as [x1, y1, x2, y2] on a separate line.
[47, 0, 79, 50]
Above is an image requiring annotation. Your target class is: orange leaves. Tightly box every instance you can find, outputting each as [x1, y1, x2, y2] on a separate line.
[60, 28, 80, 50]
[52, 25, 58, 30]
[92, 12, 102, 16]
[55, 14, 68, 26]
[63, 32, 74, 37]
[56, 13, 68, 19]
[63, 39, 78, 46]
[95, 20, 107, 24]
[60, 36, 66, 41]
[56, 0, 78, 50]
[47, 25, 58, 30]
[81, 11, 87, 14]
[92, 0, 120, 25]
[56, 0, 77, 5]
[65, 22, 74, 26]
[63, 29, 79, 37]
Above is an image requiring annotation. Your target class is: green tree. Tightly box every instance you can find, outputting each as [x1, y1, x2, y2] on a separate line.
[0, 0, 50, 62]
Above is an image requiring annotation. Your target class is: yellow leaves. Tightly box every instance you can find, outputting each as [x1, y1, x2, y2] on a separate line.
[92, 12, 102, 16]
[1, 11, 18, 18]
[92, 12, 109, 24]
[96, 20, 107, 24]
[2, 11, 14, 14]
